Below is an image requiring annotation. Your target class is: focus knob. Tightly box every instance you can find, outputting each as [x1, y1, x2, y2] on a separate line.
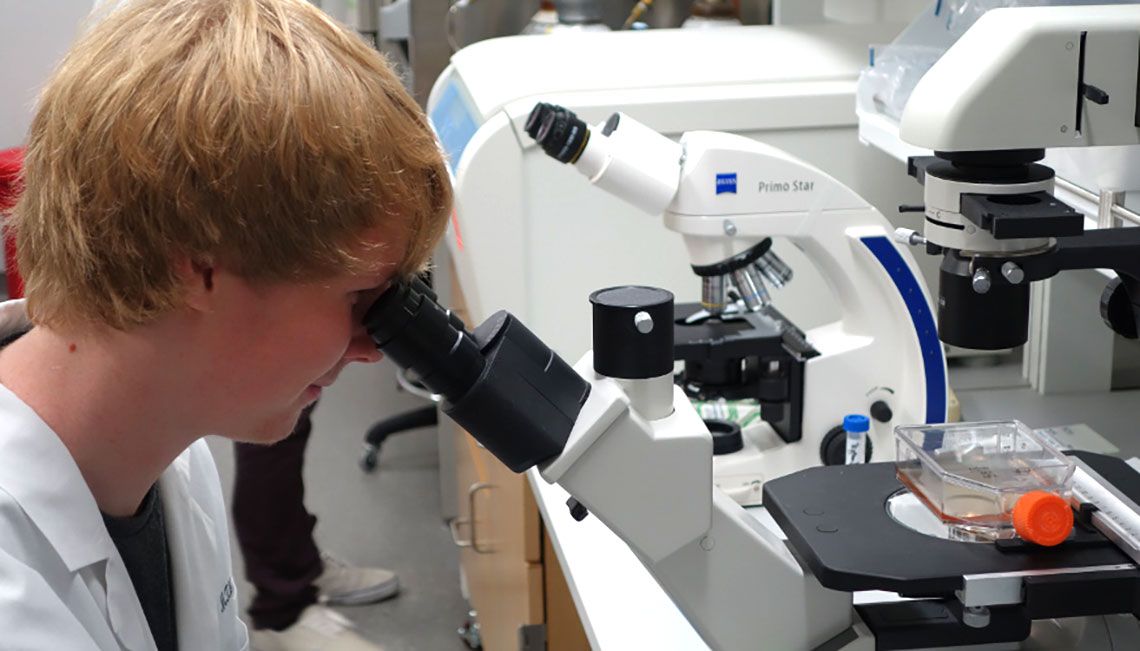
[870, 400, 893, 423]
[566, 497, 589, 522]
[1100, 277, 1139, 339]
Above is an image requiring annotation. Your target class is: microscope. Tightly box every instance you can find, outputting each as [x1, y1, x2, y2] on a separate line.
[892, 4, 1140, 351]
[519, 100, 947, 504]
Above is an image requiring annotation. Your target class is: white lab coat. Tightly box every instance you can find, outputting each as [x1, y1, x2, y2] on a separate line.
[0, 300, 249, 650]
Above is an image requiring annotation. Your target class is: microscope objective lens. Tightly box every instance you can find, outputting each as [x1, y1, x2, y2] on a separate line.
[731, 267, 771, 311]
[701, 275, 727, 312]
[756, 251, 793, 288]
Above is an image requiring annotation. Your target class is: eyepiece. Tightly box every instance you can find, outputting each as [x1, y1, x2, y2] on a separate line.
[525, 102, 554, 139]
[527, 102, 590, 164]
[364, 280, 484, 402]
[365, 279, 590, 473]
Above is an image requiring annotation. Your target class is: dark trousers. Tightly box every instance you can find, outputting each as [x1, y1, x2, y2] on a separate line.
[232, 405, 322, 631]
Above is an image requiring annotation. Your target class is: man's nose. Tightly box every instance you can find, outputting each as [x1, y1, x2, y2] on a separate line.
[346, 325, 383, 364]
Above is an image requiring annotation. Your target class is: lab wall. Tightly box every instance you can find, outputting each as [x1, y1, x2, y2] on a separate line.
[0, 1, 96, 149]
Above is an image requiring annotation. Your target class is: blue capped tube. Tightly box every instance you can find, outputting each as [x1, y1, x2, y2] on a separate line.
[844, 414, 870, 464]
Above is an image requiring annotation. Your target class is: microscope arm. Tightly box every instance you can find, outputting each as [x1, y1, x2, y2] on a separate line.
[1024, 229, 1140, 282]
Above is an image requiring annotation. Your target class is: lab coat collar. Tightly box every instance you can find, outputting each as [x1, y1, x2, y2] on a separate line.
[0, 385, 118, 571]
[0, 298, 31, 336]
[0, 299, 115, 573]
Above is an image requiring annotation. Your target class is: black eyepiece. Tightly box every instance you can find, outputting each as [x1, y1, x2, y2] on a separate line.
[364, 279, 591, 473]
[527, 102, 590, 164]
[364, 280, 483, 402]
[525, 102, 554, 139]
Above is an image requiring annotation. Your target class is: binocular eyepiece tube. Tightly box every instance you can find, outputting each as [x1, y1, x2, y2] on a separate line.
[363, 278, 591, 473]
[527, 102, 683, 216]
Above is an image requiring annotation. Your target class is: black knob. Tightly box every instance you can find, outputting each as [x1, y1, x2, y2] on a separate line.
[590, 286, 674, 379]
[1083, 84, 1109, 105]
[566, 497, 589, 522]
[704, 419, 744, 455]
[870, 400, 893, 423]
[1100, 277, 1139, 339]
[819, 425, 874, 466]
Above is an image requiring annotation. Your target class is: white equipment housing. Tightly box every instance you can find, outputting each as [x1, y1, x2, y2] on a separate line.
[900, 4, 1140, 152]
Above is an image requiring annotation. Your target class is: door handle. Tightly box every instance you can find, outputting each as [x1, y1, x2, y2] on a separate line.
[448, 482, 494, 554]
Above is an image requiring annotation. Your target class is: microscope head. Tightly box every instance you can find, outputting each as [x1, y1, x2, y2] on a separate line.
[896, 5, 1140, 350]
[526, 102, 795, 318]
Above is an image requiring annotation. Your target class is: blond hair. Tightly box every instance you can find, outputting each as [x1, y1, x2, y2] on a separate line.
[11, 0, 451, 329]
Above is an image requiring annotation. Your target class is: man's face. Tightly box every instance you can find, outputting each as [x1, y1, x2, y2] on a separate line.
[196, 226, 408, 444]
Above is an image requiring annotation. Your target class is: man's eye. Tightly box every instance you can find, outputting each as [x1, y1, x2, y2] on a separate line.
[350, 280, 393, 313]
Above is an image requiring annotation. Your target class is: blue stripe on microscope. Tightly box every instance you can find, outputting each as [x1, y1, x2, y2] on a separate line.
[860, 236, 947, 424]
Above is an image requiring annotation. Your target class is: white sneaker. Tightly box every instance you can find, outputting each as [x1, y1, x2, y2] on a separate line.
[250, 605, 384, 651]
[315, 552, 401, 606]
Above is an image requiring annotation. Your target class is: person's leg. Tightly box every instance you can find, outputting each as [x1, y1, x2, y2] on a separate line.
[232, 405, 322, 631]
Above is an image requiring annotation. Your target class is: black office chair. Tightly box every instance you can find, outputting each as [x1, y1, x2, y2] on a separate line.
[359, 367, 441, 472]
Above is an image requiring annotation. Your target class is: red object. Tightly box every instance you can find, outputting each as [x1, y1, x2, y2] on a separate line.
[0, 147, 25, 299]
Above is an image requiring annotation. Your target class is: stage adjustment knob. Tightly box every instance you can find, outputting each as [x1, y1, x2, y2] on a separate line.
[870, 401, 893, 423]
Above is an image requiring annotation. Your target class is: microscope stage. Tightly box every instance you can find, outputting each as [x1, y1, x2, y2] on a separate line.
[763, 456, 1137, 598]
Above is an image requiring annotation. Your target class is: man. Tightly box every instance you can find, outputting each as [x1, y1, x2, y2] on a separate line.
[0, 1, 451, 649]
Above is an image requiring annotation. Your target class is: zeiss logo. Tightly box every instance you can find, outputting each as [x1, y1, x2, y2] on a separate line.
[715, 173, 737, 195]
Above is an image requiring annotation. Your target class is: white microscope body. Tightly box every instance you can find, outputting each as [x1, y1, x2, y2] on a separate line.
[532, 107, 947, 502]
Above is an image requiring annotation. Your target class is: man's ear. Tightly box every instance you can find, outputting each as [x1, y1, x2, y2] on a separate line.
[176, 256, 216, 313]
